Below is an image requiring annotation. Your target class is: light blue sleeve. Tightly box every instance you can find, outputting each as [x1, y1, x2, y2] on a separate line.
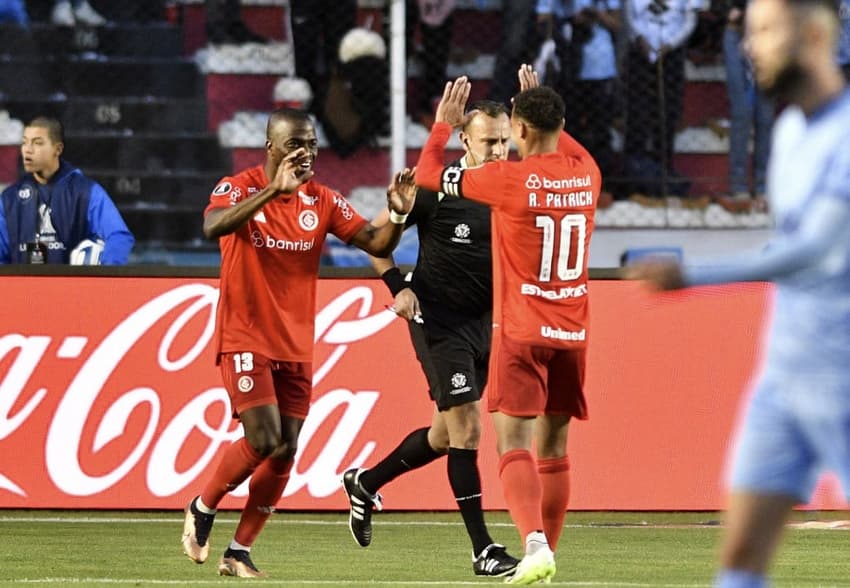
[0, 204, 9, 264]
[86, 182, 135, 265]
[684, 197, 850, 285]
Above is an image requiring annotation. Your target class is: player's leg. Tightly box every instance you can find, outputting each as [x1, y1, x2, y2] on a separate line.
[715, 492, 796, 587]
[489, 337, 557, 584]
[218, 361, 312, 578]
[534, 415, 570, 552]
[493, 412, 555, 585]
[536, 347, 587, 551]
[342, 320, 451, 546]
[715, 374, 814, 587]
[443, 401, 519, 576]
[182, 352, 279, 565]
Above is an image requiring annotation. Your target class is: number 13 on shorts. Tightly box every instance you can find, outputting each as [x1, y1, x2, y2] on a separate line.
[233, 352, 254, 373]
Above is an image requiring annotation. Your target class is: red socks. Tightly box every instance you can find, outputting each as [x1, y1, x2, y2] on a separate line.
[538, 456, 570, 551]
[499, 449, 544, 542]
[234, 458, 294, 547]
[200, 438, 264, 509]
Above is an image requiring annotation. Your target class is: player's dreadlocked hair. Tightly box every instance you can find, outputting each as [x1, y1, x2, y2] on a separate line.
[266, 108, 313, 139]
[462, 100, 509, 131]
[512, 87, 565, 133]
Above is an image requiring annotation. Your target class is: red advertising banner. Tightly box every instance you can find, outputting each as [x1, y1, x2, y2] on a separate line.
[0, 277, 846, 511]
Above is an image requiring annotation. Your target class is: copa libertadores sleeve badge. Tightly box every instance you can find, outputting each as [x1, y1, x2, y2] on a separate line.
[441, 166, 464, 197]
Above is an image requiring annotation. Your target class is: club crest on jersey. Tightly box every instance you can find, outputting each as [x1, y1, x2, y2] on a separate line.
[525, 174, 543, 189]
[237, 375, 254, 393]
[213, 182, 232, 196]
[17, 185, 33, 200]
[299, 210, 319, 231]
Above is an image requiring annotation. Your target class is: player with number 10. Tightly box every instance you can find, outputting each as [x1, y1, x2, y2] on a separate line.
[415, 65, 600, 585]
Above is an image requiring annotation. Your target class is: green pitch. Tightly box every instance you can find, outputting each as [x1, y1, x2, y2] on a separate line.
[0, 510, 847, 586]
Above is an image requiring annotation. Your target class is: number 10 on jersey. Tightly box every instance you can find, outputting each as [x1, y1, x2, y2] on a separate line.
[535, 213, 587, 282]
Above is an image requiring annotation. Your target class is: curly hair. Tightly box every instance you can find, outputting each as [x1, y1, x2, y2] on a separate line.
[512, 87, 565, 133]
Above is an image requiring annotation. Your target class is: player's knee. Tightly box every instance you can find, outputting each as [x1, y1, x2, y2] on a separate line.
[458, 422, 481, 448]
[246, 435, 278, 458]
[244, 431, 280, 458]
[427, 428, 450, 454]
[270, 439, 298, 462]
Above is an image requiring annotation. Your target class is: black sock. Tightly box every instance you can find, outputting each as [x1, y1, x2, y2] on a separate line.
[359, 427, 441, 494]
[448, 447, 493, 556]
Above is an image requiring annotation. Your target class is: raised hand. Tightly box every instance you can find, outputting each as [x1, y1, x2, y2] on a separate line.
[387, 167, 417, 215]
[270, 148, 313, 194]
[518, 63, 540, 92]
[434, 76, 471, 128]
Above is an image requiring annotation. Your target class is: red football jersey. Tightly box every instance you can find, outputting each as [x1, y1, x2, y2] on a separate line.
[418, 123, 600, 348]
[205, 165, 367, 361]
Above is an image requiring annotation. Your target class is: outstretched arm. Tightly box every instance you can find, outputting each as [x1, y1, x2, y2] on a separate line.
[369, 236, 422, 322]
[350, 167, 418, 258]
[624, 197, 850, 289]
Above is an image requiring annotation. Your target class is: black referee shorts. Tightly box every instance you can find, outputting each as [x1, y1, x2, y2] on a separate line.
[407, 312, 491, 411]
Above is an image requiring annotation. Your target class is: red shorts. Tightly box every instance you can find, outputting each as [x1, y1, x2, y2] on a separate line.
[219, 352, 312, 419]
[487, 335, 588, 418]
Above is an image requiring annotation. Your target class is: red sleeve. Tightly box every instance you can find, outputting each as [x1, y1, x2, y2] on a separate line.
[557, 130, 592, 160]
[415, 121, 453, 192]
[558, 131, 602, 190]
[319, 183, 368, 244]
[415, 121, 505, 207]
[204, 176, 245, 216]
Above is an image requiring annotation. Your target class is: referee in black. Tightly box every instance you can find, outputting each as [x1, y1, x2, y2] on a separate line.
[342, 101, 520, 578]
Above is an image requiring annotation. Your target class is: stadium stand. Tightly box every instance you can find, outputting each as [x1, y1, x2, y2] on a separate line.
[0, 0, 774, 265]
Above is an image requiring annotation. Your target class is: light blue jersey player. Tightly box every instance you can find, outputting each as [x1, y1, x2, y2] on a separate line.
[626, 0, 850, 584]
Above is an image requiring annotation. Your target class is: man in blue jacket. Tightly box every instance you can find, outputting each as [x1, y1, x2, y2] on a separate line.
[0, 116, 134, 264]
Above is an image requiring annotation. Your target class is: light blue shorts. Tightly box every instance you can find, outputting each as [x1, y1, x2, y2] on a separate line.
[729, 368, 850, 502]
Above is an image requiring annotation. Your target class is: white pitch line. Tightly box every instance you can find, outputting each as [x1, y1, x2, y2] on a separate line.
[9, 579, 706, 587]
[0, 515, 846, 530]
[0, 516, 704, 529]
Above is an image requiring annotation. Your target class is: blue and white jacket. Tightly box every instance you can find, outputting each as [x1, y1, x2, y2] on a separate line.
[0, 160, 134, 264]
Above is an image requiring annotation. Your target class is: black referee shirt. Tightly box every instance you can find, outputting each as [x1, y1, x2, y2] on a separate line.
[406, 160, 492, 320]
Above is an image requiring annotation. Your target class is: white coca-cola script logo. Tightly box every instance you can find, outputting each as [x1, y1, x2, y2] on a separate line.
[0, 283, 397, 500]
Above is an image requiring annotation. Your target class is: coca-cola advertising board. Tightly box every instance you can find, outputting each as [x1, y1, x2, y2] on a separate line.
[1, 277, 846, 511]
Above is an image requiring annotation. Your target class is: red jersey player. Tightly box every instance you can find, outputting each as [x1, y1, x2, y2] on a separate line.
[416, 66, 601, 585]
[181, 108, 417, 578]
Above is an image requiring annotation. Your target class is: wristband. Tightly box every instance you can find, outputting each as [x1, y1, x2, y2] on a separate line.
[381, 267, 408, 297]
[389, 209, 409, 224]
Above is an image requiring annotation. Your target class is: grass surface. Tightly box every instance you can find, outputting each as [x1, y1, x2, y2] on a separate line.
[0, 510, 848, 586]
